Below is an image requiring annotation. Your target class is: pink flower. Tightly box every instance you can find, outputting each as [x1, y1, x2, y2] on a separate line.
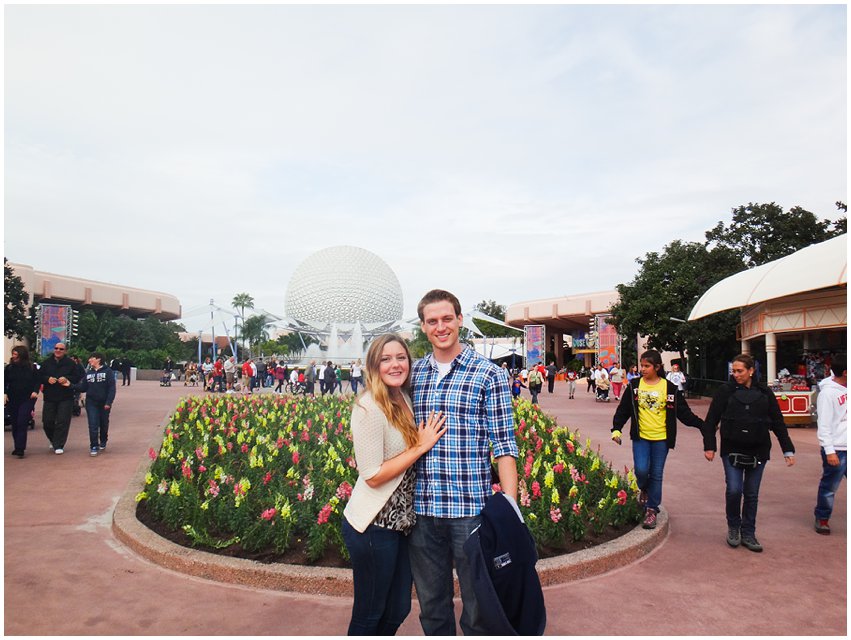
[346, 456, 357, 468]
[553, 463, 565, 474]
[198, 465, 207, 473]
[292, 451, 300, 465]
[181, 461, 193, 479]
[263, 471, 272, 485]
[227, 442, 233, 451]
[617, 490, 628, 506]
[565, 440, 575, 454]
[241, 443, 249, 454]
[336, 481, 353, 500]
[531, 481, 541, 499]
[524, 461, 533, 478]
[317, 503, 333, 525]
[300, 430, 310, 442]
[572, 503, 581, 515]
[550, 507, 562, 523]
[261, 508, 277, 521]
[148, 448, 157, 460]
[276, 437, 284, 449]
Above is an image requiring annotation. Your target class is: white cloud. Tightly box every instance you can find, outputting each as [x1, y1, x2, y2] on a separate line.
[4, 4, 846, 332]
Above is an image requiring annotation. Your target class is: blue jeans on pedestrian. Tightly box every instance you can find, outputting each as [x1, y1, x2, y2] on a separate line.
[632, 438, 669, 512]
[408, 514, 483, 636]
[341, 517, 412, 636]
[85, 399, 110, 449]
[815, 449, 847, 520]
[722, 455, 767, 537]
[351, 377, 361, 395]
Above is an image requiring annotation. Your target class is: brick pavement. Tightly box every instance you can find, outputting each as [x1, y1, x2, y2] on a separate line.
[4, 380, 846, 635]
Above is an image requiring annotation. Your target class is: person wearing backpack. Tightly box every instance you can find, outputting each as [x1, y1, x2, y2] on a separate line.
[701, 353, 796, 552]
[527, 367, 543, 404]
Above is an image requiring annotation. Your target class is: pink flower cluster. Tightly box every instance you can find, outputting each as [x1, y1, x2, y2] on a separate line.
[317, 503, 333, 525]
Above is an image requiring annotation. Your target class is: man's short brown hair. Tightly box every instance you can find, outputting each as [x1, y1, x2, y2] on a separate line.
[417, 289, 462, 321]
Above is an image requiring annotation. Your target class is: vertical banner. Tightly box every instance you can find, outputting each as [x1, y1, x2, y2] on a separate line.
[596, 314, 620, 368]
[525, 324, 545, 367]
[38, 304, 71, 358]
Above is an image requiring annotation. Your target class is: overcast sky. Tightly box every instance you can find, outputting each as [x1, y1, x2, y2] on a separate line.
[4, 4, 846, 333]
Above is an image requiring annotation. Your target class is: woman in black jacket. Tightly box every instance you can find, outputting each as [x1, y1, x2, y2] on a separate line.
[4, 346, 41, 458]
[701, 353, 795, 552]
[611, 350, 704, 529]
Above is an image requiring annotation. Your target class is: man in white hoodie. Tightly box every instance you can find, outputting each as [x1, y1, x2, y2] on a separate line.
[814, 354, 847, 535]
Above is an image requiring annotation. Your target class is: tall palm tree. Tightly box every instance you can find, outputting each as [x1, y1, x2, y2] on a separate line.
[231, 293, 254, 350]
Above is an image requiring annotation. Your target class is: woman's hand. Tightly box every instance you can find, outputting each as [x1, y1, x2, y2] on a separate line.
[704, 450, 715, 462]
[417, 410, 447, 452]
[784, 455, 796, 467]
[611, 430, 622, 445]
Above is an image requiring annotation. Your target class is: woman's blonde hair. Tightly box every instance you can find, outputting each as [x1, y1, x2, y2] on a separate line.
[362, 334, 418, 448]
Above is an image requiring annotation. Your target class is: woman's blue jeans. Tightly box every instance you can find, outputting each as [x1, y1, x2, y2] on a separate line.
[632, 438, 669, 511]
[815, 449, 847, 520]
[341, 517, 412, 636]
[722, 455, 767, 537]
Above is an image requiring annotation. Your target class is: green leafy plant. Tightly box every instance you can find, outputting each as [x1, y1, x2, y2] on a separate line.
[137, 394, 641, 562]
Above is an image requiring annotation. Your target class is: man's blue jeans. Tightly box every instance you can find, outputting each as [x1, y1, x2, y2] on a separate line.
[632, 438, 669, 512]
[341, 517, 412, 636]
[408, 514, 483, 635]
[815, 449, 847, 520]
[85, 399, 110, 449]
[722, 455, 767, 537]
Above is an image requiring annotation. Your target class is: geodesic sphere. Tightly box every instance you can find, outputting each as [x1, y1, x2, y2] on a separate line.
[285, 246, 404, 325]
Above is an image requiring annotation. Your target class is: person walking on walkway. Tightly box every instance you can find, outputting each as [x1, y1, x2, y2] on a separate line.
[566, 368, 577, 399]
[611, 350, 704, 529]
[4, 345, 40, 458]
[342, 334, 446, 635]
[75, 352, 116, 456]
[701, 353, 795, 552]
[546, 361, 558, 394]
[610, 362, 625, 401]
[528, 366, 543, 404]
[813, 354, 846, 535]
[39, 342, 82, 454]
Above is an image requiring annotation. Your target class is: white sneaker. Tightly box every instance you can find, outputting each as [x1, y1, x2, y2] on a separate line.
[54, 448, 64, 455]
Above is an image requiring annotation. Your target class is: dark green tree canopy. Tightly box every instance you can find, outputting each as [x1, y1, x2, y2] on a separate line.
[4, 258, 32, 341]
[472, 299, 518, 338]
[608, 240, 742, 358]
[705, 202, 847, 268]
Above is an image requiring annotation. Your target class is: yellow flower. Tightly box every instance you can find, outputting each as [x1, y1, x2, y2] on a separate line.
[551, 488, 560, 505]
[135, 491, 148, 502]
[169, 480, 181, 497]
[200, 501, 209, 511]
[568, 485, 578, 498]
[544, 469, 555, 488]
[144, 472, 154, 485]
[590, 457, 601, 472]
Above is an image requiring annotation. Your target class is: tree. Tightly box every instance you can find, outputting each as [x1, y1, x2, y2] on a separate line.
[705, 202, 847, 268]
[242, 314, 271, 354]
[231, 292, 255, 347]
[4, 258, 32, 341]
[608, 240, 743, 363]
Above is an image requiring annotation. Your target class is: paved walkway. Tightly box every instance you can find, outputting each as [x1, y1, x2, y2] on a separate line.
[4, 380, 846, 635]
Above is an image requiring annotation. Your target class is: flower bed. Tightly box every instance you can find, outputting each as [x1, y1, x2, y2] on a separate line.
[136, 394, 641, 563]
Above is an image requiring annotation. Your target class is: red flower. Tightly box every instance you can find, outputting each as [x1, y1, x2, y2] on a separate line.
[241, 443, 249, 454]
[617, 490, 628, 506]
[261, 508, 277, 521]
[553, 463, 565, 474]
[531, 481, 541, 499]
[317, 503, 333, 525]
[148, 448, 157, 460]
[292, 451, 300, 465]
[263, 471, 273, 485]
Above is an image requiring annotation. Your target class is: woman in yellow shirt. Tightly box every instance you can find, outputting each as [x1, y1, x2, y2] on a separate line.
[611, 350, 704, 529]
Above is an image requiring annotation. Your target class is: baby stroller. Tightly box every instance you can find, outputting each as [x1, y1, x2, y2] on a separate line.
[160, 370, 172, 387]
[595, 377, 611, 402]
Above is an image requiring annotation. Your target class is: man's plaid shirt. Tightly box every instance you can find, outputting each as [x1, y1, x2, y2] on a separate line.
[411, 347, 518, 518]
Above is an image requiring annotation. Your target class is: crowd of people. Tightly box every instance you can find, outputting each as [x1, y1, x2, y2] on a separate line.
[176, 355, 365, 397]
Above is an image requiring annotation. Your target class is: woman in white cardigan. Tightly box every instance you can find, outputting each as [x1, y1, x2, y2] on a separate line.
[342, 334, 446, 635]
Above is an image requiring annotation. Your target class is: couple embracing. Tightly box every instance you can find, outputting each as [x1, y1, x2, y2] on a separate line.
[341, 289, 519, 635]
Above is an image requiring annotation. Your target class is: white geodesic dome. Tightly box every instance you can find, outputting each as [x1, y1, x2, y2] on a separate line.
[284, 246, 404, 326]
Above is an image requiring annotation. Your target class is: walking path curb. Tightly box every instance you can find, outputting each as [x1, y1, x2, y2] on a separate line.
[112, 446, 668, 596]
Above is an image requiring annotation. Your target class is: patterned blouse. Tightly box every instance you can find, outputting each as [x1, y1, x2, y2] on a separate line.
[372, 467, 416, 534]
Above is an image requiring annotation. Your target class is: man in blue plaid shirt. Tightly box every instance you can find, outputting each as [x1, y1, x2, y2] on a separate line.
[409, 289, 519, 635]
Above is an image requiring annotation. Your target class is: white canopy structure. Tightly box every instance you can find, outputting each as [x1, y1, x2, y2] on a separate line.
[689, 234, 847, 321]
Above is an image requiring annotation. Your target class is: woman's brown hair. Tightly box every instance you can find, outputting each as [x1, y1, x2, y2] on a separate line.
[361, 334, 418, 448]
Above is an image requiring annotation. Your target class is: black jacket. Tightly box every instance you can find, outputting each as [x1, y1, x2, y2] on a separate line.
[701, 380, 795, 461]
[76, 366, 116, 406]
[4, 363, 41, 402]
[463, 492, 546, 635]
[611, 377, 703, 449]
[39, 356, 82, 402]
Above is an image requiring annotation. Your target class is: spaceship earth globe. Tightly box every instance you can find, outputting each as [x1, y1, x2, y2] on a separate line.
[284, 246, 404, 325]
